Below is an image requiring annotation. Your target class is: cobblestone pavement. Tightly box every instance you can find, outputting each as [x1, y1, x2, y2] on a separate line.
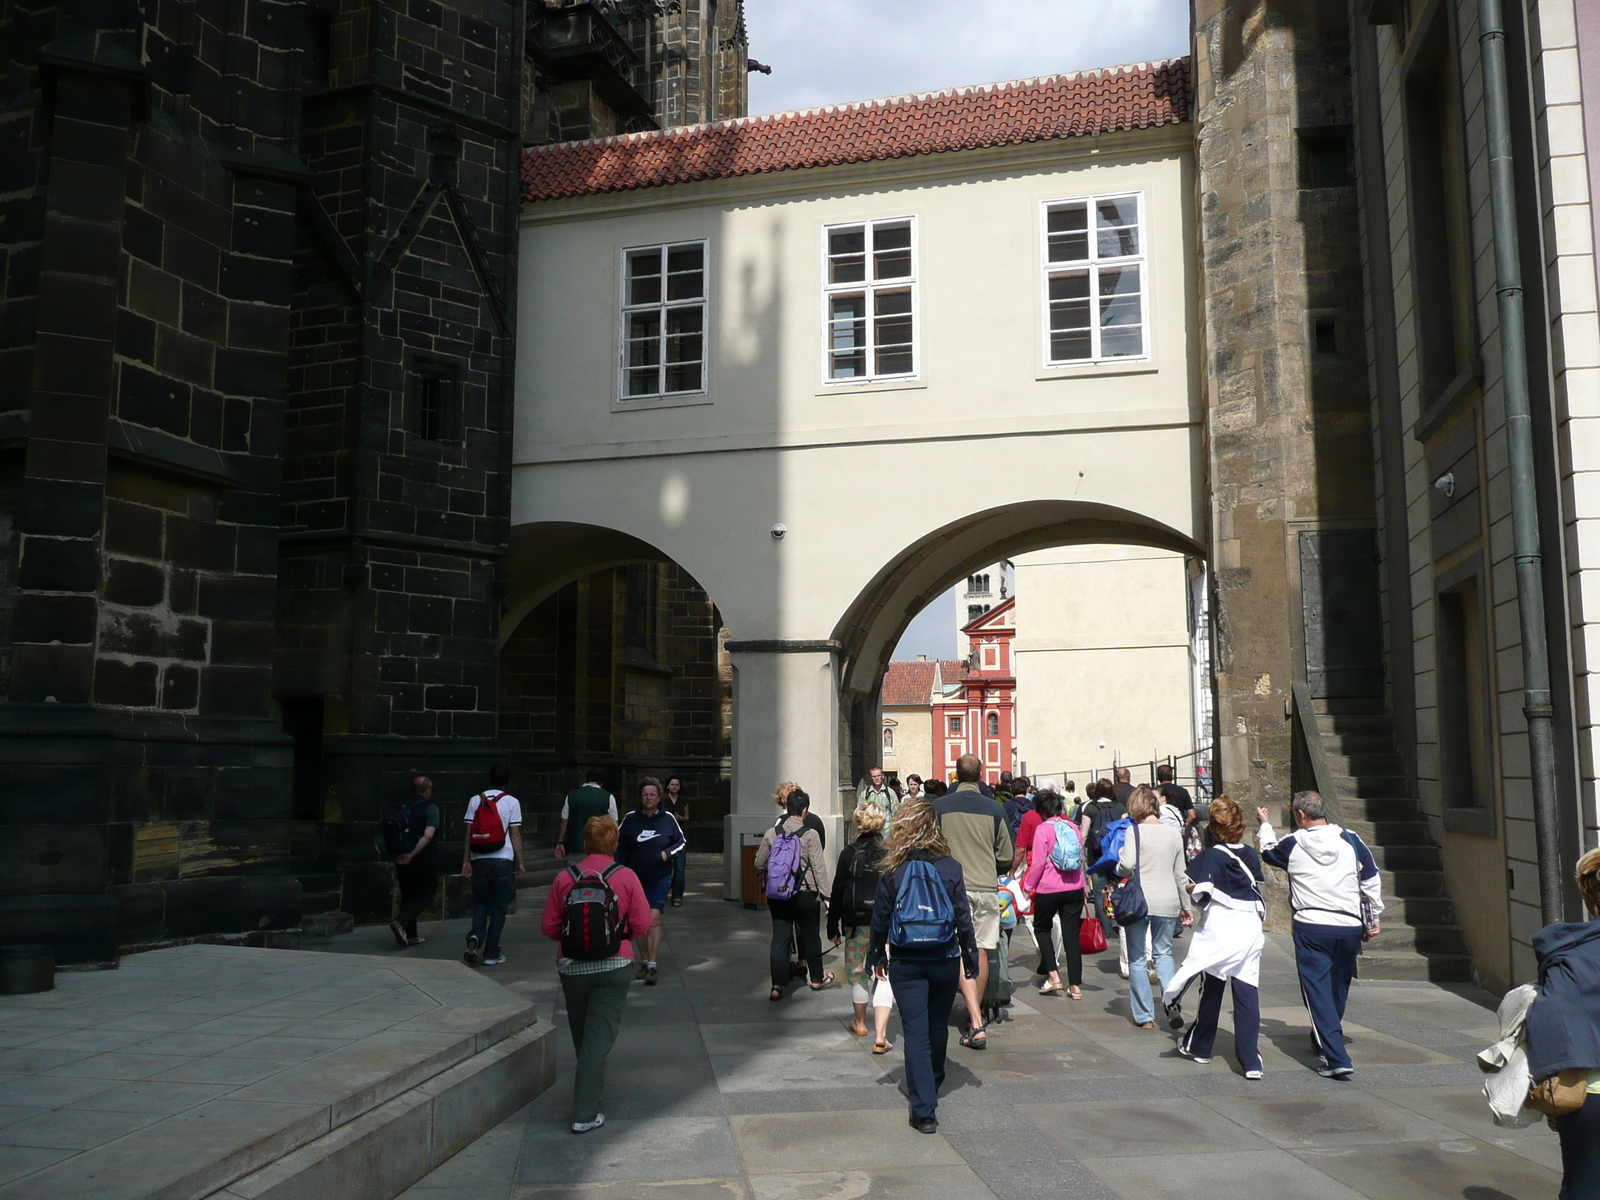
[321, 856, 1563, 1200]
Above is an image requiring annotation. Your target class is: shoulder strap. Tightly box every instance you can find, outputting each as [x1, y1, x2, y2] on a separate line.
[1214, 845, 1262, 896]
[566, 864, 583, 883]
[599, 862, 624, 883]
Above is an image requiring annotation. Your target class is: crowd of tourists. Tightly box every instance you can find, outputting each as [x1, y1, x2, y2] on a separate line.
[377, 759, 1600, 1196]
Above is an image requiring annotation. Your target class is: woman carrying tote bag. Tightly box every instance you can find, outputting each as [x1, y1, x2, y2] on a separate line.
[1114, 785, 1192, 1029]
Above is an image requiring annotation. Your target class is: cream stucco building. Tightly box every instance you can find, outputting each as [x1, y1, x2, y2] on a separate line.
[1011, 545, 1197, 788]
[511, 65, 1203, 890]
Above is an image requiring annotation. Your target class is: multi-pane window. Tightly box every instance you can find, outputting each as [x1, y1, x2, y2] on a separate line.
[824, 218, 915, 381]
[1043, 194, 1146, 365]
[948, 715, 963, 735]
[413, 361, 457, 441]
[622, 241, 706, 398]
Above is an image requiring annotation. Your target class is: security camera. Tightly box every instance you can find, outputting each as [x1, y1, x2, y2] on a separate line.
[770, 523, 787, 539]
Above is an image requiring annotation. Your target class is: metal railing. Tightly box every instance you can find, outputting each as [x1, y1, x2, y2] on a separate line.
[1029, 745, 1214, 802]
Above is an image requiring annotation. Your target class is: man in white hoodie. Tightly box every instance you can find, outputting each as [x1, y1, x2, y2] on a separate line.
[1256, 791, 1383, 1080]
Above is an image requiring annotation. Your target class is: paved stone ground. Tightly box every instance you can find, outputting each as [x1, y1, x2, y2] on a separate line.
[0, 944, 537, 1199]
[321, 856, 1563, 1200]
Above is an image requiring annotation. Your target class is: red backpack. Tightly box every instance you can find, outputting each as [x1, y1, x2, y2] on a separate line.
[467, 791, 507, 854]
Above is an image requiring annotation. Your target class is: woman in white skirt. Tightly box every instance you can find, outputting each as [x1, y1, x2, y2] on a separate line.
[1161, 795, 1266, 1079]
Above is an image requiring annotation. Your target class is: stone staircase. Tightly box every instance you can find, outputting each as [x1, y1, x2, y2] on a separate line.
[1312, 703, 1474, 983]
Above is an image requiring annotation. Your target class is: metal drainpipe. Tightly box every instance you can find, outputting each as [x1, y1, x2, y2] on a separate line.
[1478, 0, 1567, 924]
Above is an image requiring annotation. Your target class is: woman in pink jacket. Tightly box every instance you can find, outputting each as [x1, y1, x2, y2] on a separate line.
[1023, 791, 1087, 999]
[540, 814, 653, 1135]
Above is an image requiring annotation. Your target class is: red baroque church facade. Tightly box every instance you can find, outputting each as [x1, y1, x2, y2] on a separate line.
[932, 599, 1016, 785]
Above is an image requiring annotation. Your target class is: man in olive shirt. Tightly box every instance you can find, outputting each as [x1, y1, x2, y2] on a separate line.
[555, 768, 618, 866]
[933, 754, 1012, 1048]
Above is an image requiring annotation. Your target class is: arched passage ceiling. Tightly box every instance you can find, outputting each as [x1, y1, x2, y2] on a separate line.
[830, 500, 1202, 696]
[500, 521, 674, 646]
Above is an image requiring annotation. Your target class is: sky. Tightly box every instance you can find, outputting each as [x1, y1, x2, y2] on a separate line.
[743, 0, 1190, 118]
[743, 0, 1191, 660]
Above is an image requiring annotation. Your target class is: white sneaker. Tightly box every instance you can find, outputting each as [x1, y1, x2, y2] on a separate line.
[1176, 1047, 1212, 1064]
[483, 954, 506, 966]
[571, 1113, 605, 1134]
[1245, 1069, 1263, 1081]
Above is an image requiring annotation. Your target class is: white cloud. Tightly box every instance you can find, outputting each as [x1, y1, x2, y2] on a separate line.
[743, 0, 1191, 116]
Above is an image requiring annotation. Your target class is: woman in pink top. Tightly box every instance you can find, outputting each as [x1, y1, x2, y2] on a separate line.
[540, 815, 652, 1135]
[1023, 791, 1087, 999]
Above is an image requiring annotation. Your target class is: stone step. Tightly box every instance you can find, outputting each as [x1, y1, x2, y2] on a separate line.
[205, 1019, 556, 1200]
[1319, 733, 1399, 757]
[1379, 894, 1456, 926]
[1315, 712, 1393, 732]
[1337, 797, 1423, 823]
[296, 874, 344, 893]
[1323, 752, 1406, 778]
[1378, 868, 1449, 898]
[1338, 818, 1431, 844]
[1368, 843, 1442, 872]
[1331, 773, 1412, 799]
[301, 892, 344, 917]
[301, 911, 355, 940]
[1367, 922, 1468, 955]
[1358, 950, 1475, 983]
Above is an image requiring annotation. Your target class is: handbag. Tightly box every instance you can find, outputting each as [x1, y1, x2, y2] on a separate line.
[1079, 915, 1108, 954]
[1527, 1069, 1590, 1118]
[1109, 823, 1149, 926]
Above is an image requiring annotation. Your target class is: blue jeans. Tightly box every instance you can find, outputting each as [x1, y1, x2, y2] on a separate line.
[1293, 922, 1363, 1071]
[468, 857, 515, 958]
[889, 956, 960, 1121]
[1124, 915, 1176, 1024]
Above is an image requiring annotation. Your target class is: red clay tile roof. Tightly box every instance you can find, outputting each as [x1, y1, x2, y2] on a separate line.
[523, 58, 1190, 203]
[883, 659, 937, 707]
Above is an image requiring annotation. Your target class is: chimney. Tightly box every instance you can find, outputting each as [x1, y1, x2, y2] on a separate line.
[917, 654, 927, 661]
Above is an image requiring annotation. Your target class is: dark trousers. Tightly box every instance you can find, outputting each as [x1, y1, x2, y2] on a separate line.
[671, 845, 687, 902]
[394, 860, 438, 939]
[889, 957, 961, 1121]
[468, 857, 516, 958]
[768, 892, 824, 987]
[1292, 923, 1363, 1071]
[1557, 1092, 1600, 1199]
[559, 964, 632, 1124]
[1179, 973, 1262, 1073]
[1033, 889, 1084, 985]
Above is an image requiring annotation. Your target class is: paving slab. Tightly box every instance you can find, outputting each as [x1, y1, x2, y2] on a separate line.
[1291, 1140, 1561, 1199]
[747, 1164, 999, 1199]
[729, 1109, 965, 1173]
[512, 1117, 742, 1185]
[1081, 1148, 1370, 1200]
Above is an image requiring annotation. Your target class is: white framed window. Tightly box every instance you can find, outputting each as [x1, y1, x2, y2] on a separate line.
[822, 217, 916, 382]
[620, 240, 707, 399]
[948, 715, 963, 735]
[1041, 193, 1147, 365]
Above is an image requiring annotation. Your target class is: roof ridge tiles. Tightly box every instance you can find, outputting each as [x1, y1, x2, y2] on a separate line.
[522, 56, 1191, 202]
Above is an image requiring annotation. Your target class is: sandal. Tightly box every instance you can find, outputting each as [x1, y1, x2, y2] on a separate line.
[872, 1039, 892, 1055]
[769, 987, 784, 1002]
[848, 1023, 869, 1037]
[959, 1025, 988, 1049]
[1068, 986, 1082, 1000]
[1038, 981, 1064, 996]
[808, 972, 838, 990]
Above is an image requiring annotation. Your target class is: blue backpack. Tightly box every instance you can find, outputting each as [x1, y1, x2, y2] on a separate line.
[888, 859, 957, 948]
[1047, 818, 1083, 872]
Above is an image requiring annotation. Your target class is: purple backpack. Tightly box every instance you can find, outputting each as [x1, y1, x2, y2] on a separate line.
[764, 819, 805, 900]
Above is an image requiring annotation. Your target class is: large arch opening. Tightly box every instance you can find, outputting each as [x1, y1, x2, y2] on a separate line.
[498, 521, 733, 847]
[831, 500, 1210, 800]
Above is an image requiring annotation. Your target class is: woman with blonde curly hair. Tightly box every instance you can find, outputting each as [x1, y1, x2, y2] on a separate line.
[866, 800, 978, 1135]
[829, 801, 895, 1052]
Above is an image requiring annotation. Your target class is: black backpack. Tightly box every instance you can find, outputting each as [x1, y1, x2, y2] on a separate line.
[560, 864, 626, 960]
[844, 842, 883, 924]
[381, 797, 431, 857]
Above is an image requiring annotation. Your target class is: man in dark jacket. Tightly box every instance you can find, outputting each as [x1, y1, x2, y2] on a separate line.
[615, 778, 685, 985]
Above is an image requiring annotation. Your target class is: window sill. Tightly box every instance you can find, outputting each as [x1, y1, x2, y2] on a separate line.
[1442, 806, 1496, 836]
[1035, 360, 1158, 382]
[814, 380, 927, 397]
[611, 393, 714, 413]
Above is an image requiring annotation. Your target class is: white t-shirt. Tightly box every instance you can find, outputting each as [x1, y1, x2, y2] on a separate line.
[560, 793, 618, 821]
[464, 790, 522, 860]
